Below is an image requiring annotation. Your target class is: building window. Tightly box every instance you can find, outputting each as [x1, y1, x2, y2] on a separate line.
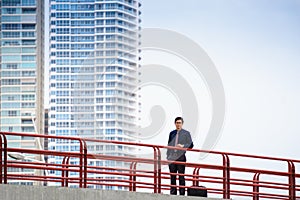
[22, 0, 36, 6]
[22, 24, 36, 30]
[6, 64, 18, 69]
[8, 111, 17, 116]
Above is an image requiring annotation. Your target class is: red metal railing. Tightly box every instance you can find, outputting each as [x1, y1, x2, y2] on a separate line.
[1, 131, 299, 199]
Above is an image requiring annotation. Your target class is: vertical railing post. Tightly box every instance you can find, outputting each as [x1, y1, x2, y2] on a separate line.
[192, 167, 197, 186]
[0, 133, 8, 184]
[65, 156, 71, 187]
[78, 139, 87, 188]
[156, 147, 162, 193]
[253, 173, 260, 200]
[192, 168, 196, 186]
[62, 156, 70, 187]
[195, 167, 200, 186]
[288, 161, 295, 200]
[222, 154, 230, 199]
[82, 140, 88, 188]
[62, 156, 66, 187]
[153, 147, 158, 193]
[192, 167, 200, 186]
[0, 134, 3, 184]
[129, 162, 133, 191]
[79, 140, 83, 188]
[133, 162, 137, 191]
[129, 162, 137, 191]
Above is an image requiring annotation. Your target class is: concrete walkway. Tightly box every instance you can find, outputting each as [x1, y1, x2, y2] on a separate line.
[0, 184, 226, 200]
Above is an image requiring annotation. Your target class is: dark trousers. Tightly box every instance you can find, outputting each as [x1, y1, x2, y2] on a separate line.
[169, 162, 186, 195]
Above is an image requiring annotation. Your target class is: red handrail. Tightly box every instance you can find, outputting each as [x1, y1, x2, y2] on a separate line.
[1, 131, 299, 199]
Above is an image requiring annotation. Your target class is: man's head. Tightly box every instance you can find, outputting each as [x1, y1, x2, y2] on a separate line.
[174, 117, 184, 130]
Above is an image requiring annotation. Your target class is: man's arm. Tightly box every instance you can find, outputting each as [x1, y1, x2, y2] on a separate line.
[166, 132, 172, 157]
[167, 132, 172, 146]
[183, 131, 194, 149]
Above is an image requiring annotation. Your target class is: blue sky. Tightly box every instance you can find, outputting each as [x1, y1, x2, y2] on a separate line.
[140, 0, 300, 159]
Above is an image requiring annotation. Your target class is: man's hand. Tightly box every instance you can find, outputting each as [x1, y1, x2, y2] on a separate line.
[176, 144, 184, 148]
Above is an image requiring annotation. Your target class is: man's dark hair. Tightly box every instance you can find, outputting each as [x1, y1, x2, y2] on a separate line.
[174, 117, 184, 123]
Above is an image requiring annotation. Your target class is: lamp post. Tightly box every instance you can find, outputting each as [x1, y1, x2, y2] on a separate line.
[31, 112, 48, 186]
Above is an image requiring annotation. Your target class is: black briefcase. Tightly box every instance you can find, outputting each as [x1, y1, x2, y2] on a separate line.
[187, 185, 208, 197]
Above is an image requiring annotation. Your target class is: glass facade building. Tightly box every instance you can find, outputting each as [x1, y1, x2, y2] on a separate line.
[0, 0, 45, 185]
[0, 0, 44, 145]
[48, 0, 141, 189]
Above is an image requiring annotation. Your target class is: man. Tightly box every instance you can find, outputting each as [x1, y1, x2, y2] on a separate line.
[167, 117, 194, 195]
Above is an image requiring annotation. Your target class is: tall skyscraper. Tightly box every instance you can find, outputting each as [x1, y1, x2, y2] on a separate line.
[0, 0, 45, 186]
[48, 0, 141, 189]
[0, 0, 44, 145]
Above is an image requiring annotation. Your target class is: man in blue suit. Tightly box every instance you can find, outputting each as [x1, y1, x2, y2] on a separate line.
[167, 117, 194, 195]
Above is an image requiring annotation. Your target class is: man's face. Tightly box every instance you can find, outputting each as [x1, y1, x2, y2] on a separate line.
[175, 120, 183, 130]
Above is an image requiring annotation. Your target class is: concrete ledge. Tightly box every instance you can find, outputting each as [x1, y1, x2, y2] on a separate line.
[0, 184, 225, 200]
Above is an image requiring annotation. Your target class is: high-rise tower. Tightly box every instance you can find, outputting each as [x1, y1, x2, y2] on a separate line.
[0, 0, 45, 185]
[48, 0, 141, 189]
[0, 0, 44, 146]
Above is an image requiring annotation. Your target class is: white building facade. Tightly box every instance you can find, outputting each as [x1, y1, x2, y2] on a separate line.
[48, 0, 141, 189]
[0, 0, 45, 185]
[0, 0, 44, 148]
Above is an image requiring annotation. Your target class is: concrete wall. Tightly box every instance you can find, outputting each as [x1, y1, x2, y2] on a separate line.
[0, 185, 225, 200]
